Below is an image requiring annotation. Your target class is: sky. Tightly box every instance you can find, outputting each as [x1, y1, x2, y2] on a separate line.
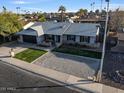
[0, 0, 124, 13]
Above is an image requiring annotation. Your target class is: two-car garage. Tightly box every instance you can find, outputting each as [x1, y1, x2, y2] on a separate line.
[22, 35, 37, 44]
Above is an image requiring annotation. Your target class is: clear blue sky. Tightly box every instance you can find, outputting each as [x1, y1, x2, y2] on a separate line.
[0, 0, 124, 13]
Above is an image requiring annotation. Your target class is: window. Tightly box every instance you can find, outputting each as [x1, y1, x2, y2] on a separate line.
[67, 35, 75, 41]
[56, 35, 60, 42]
[80, 36, 90, 43]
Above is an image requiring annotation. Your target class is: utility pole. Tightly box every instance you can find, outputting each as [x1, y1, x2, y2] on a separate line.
[97, 0, 110, 82]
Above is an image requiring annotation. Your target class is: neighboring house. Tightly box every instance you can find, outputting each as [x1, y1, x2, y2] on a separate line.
[16, 22, 100, 47]
[111, 31, 124, 52]
[117, 32, 124, 46]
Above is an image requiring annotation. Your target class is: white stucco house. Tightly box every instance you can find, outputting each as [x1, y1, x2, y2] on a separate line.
[16, 22, 100, 47]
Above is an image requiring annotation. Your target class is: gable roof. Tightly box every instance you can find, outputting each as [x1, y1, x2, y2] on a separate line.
[41, 22, 71, 35]
[30, 22, 44, 36]
[17, 22, 100, 36]
[23, 22, 34, 29]
[16, 28, 38, 36]
[27, 22, 71, 36]
[64, 23, 100, 36]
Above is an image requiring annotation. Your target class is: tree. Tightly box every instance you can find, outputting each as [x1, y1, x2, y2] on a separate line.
[109, 9, 124, 31]
[84, 9, 88, 15]
[0, 7, 23, 42]
[95, 9, 100, 15]
[36, 12, 46, 22]
[101, 9, 106, 16]
[2, 6, 7, 13]
[58, 5, 66, 22]
[38, 14, 46, 22]
[76, 9, 88, 19]
[16, 7, 20, 14]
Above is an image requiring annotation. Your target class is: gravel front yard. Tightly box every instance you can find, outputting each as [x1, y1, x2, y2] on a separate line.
[34, 52, 100, 78]
[102, 51, 124, 90]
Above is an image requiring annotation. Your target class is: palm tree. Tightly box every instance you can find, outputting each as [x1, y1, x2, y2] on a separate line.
[16, 7, 20, 14]
[58, 5, 66, 22]
[2, 6, 7, 13]
[91, 3, 93, 11]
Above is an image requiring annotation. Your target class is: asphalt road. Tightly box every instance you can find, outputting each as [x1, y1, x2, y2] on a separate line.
[0, 61, 83, 93]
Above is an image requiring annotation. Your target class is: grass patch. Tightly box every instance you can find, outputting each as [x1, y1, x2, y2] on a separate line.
[14, 48, 47, 63]
[53, 45, 102, 59]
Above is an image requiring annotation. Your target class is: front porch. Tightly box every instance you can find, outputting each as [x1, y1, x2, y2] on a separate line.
[39, 34, 62, 47]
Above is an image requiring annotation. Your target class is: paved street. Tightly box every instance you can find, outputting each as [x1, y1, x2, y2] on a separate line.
[0, 61, 81, 93]
[34, 52, 100, 78]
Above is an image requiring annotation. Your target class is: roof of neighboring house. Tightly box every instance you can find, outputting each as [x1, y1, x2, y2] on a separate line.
[117, 32, 124, 41]
[17, 22, 100, 36]
[75, 19, 106, 22]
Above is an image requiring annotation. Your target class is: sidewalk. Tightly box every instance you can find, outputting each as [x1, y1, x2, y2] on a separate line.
[0, 56, 124, 93]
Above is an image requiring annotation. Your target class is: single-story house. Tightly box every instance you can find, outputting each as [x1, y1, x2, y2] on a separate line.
[111, 30, 124, 52]
[16, 22, 100, 47]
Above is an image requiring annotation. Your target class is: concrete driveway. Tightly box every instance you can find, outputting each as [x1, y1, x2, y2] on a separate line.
[0, 42, 27, 57]
[34, 52, 100, 78]
[0, 42, 53, 57]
